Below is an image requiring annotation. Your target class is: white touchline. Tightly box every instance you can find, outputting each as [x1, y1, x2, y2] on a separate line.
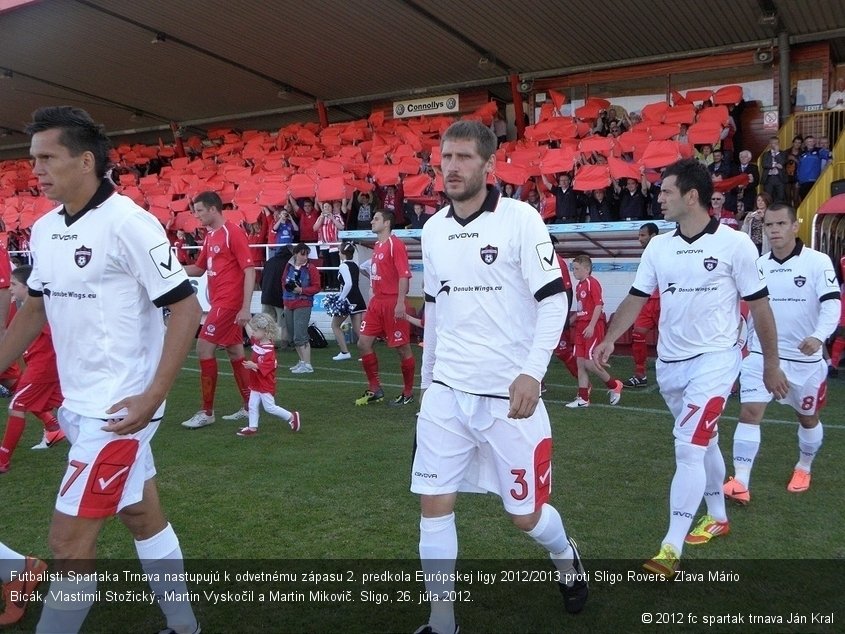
[178, 365, 845, 431]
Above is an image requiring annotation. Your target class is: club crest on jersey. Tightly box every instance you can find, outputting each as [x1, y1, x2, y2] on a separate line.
[794, 275, 806, 287]
[703, 257, 718, 271]
[74, 246, 92, 268]
[480, 244, 498, 265]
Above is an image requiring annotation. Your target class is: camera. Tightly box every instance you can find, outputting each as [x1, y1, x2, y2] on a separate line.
[284, 280, 298, 292]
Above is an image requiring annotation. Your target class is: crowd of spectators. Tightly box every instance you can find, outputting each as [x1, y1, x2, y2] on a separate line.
[0, 83, 840, 277]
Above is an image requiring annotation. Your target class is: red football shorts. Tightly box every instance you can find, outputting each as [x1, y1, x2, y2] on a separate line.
[574, 321, 606, 360]
[200, 306, 243, 346]
[10, 380, 63, 412]
[360, 296, 410, 347]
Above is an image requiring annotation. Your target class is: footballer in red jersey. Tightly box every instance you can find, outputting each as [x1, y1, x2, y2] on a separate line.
[182, 191, 256, 429]
[0, 265, 64, 472]
[566, 255, 623, 408]
[355, 210, 415, 406]
[624, 222, 662, 388]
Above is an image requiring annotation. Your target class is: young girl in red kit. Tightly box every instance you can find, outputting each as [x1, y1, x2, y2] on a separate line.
[236, 313, 301, 437]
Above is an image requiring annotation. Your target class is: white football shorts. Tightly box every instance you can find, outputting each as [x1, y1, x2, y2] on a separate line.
[657, 347, 742, 446]
[411, 382, 553, 515]
[740, 353, 827, 415]
[55, 408, 158, 519]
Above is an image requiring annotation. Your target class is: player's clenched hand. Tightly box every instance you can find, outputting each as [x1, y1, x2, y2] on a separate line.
[763, 365, 789, 400]
[508, 374, 540, 419]
[592, 340, 614, 368]
[102, 395, 159, 435]
[243, 360, 258, 370]
[394, 302, 406, 320]
[797, 336, 823, 356]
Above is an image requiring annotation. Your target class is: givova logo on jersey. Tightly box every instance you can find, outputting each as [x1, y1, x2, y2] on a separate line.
[74, 246, 92, 268]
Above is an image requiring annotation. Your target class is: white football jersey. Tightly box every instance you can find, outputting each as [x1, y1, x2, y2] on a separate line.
[632, 218, 765, 362]
[28, 184, 193, 418]
[747, 241, 840, 362]
[421, 189, 566, 397]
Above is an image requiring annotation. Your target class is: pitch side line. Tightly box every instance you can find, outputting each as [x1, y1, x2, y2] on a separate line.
[179, 364, 845, 430]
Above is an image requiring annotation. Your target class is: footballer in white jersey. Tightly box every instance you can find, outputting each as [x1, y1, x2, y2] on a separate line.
[631, 219, 766, 362]
[411, 121, 587, 633]
[420, 191, 564, 397]
[0, 106, 202, 634]
[594, 159, 787, 581]
[726, 204, 840, 503]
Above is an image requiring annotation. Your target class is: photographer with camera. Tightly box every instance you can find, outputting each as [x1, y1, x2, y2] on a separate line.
[271, 204, 298, 255]
[282, 243, 321, 374]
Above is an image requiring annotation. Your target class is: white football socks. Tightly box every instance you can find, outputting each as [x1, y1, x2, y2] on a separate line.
[732, 422, 761, 488]
[525, 504, 575, 581]
[0, 541, 26, 583]
[419, 513, 457, 634]
[702, 436, 727, 522]
[796, 423, 823, 472]
[36, 577, 97, 634]
[135, 523, 198, 634]
[664, 441, 707, 553]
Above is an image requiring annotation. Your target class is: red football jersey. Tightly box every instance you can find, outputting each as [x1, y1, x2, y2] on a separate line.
[195, 221, 254, 310]
[370, 235, 411, 298]
[248, 341, 277, 394]
[574, 275, 604, 324]
[22, 323, 59, 384]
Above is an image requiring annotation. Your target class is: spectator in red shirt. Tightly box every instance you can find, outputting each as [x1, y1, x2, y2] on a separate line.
[290, 194, 319, 244]
[708, 192, 739, 229]
[181, 191, 256, 429]
[246, 222, 267, 286]
[355, 210, 415, 406]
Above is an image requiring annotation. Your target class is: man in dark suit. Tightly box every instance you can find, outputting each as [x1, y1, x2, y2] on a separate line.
[729, 150, 760, 215]
[761, 136, 787, 204]
[541, 172, 585, 223]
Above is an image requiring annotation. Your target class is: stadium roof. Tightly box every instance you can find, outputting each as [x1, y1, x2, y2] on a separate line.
[1, 0, 845, 157]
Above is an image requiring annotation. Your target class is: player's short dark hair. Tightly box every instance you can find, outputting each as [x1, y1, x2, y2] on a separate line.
[441, 120, 497, 161]
[26, 106, 112, 179]
[375, 209, 395, 229]
[193, 191, 223, 211]
[11, 264, 32, 284]
[640, 222, 659, 236]
[662, 158, 713, 208]
[766, 203, 798, 223]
